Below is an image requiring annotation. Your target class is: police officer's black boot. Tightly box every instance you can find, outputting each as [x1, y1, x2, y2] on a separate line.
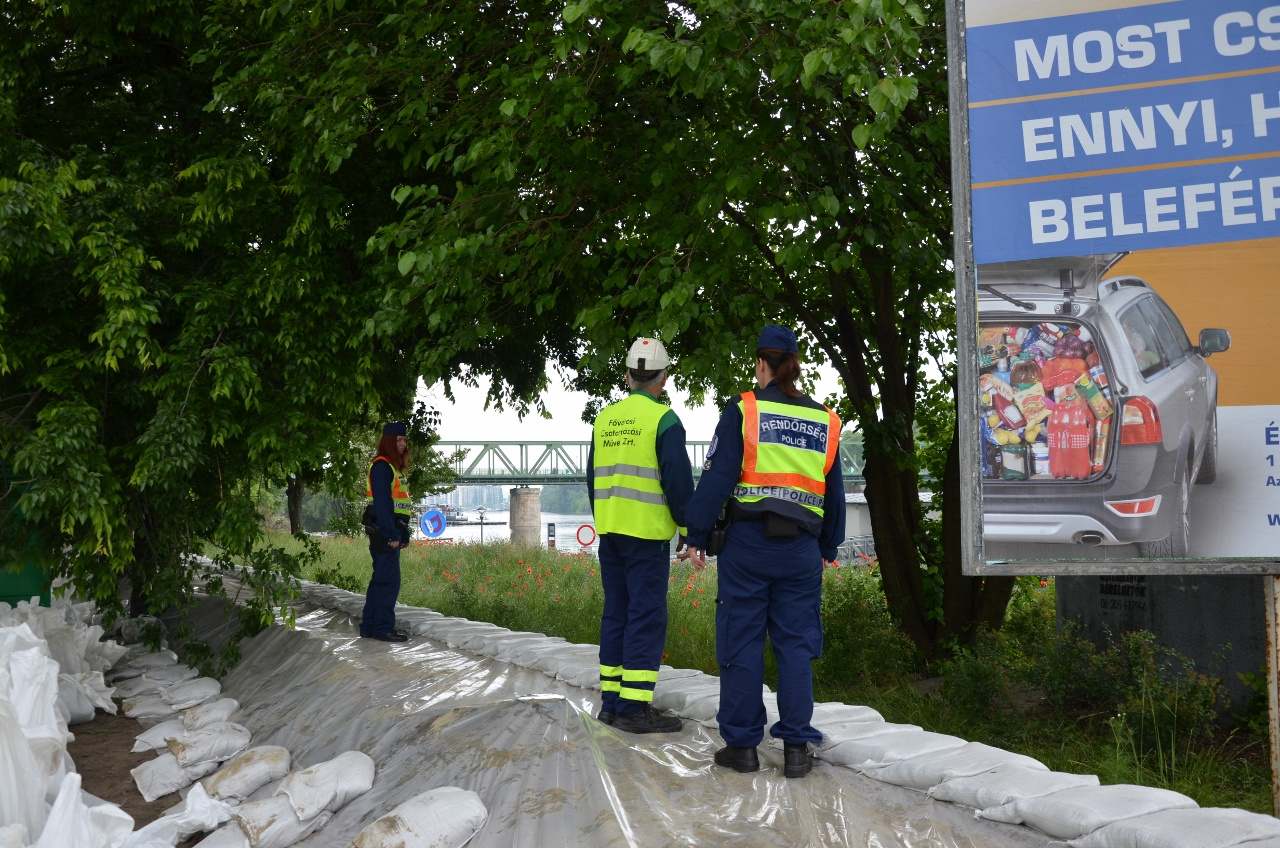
[783, 742, 813, 778]
[713, 745, 760, 773]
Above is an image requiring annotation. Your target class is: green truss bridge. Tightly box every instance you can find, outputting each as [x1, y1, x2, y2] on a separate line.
[436, 441, 867, 486]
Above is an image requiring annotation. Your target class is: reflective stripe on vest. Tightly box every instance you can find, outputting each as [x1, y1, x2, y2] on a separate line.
[366, 457, 413, 516]
[592, 393, 677, 540]
[737, 392, 840, 518]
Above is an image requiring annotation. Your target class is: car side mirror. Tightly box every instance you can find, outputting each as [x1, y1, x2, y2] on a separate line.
[1198, 328, 1231, 356]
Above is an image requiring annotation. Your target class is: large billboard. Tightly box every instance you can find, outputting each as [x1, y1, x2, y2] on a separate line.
[951, 0, 1280, 573]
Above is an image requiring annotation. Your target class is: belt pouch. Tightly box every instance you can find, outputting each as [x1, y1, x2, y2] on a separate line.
[763, 512, 799, 539]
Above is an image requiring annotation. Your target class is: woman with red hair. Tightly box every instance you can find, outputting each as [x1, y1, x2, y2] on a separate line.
[361, 422, 412, 641]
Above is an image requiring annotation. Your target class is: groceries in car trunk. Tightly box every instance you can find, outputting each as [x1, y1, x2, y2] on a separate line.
[979, 322, 1113, 481]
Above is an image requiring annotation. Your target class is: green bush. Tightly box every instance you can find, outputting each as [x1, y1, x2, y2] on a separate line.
[814, 561, 917, 689]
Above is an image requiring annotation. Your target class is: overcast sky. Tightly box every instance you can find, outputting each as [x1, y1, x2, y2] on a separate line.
[421, 365, 844, 444]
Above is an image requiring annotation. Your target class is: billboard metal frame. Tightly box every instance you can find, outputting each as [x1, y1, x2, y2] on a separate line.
[944, 0, 1280, 576]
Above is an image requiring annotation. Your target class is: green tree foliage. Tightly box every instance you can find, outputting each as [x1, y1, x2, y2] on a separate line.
[2, 0, 1005, 660]
[198, 0, 1002, 656]
[0, 1, 442, 660]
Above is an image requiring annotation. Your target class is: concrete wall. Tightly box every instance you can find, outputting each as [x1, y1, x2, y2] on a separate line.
[1056, 575, 1266, 715]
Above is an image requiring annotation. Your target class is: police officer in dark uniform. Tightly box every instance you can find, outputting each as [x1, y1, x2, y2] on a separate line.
[684, 325, 845, 777]
[361, 422, 412, 642]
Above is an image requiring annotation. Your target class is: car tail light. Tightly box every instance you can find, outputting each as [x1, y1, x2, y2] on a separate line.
[1106, 496, 1161, 516]
[1121, 397, 1163, 445]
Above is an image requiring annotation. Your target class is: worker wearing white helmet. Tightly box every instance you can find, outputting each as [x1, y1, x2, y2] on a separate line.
[586, 337, 694, 733]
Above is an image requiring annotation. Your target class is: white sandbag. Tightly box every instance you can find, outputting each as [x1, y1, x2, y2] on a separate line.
[161, 677, 221, 710]
[183, 698, 240, 731]
[83, 636, 129, 674]
[484, 634, 551, 661]
[1067, 806, 1280, 848]
[168, 722, 252, 768]
[811, 702, 884, 725]
[348, 786, 488, 848]
[122, 694, 177, 720]
[120, 814, 180, 848]
[144, 664, 198, 685]
[651, 676, 721, 713]
[821, 729, 966, 769]
[71, 671, 116, 714]
[130, 753, 221, 803]
[133, 719, 188, 753]
[203, 746, 291, 802]
[809, 720, 921, 752]
[87, 802, 134, 848]
[863, 741, 1048, 791]
[556, 664, 601, 689]
[930, 763, 1100, 809]
[58, 674, 97, 725]
[155, 783, 233, 840]
[234, 796, 332, 848]
[532, 646, 599, 677]
[105, 664, 147, 683]
[129, 649, 179, 670]
[679, 694, 720, 722]
[0, 699, 47, 839]
[113, 676, 164, 699]
[197, 822, 250, 848]
[31, 773, 97, 848]
[276, 750, 376, 820]
[0, 825, 26, 848]
[979, 784, 1198, 840]
[509, 640, 570, 667]
[9, 647, 67, 743]
[45, 626, 89, 675]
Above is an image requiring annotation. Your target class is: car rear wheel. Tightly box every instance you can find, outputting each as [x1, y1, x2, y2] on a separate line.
[1195, 413, 1218, 485]
[1138, 465, 1190, 559]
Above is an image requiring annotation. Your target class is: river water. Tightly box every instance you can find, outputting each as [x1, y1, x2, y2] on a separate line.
[424, 512, 597, 547]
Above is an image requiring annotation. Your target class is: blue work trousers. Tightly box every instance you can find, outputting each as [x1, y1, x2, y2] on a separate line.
[361, 543, 401, 637]
[715, 519, 824, 748]
[598, 533, 671, 715]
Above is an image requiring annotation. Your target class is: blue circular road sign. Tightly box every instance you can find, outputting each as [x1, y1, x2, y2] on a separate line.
[420, 509, 447, 539]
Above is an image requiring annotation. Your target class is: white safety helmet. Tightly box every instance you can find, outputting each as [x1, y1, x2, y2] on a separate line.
[625, 337, 670, 371]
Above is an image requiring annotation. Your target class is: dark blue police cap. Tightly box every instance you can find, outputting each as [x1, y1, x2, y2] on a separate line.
[756, 324, 798, 353]
[383, 422, 408, 437]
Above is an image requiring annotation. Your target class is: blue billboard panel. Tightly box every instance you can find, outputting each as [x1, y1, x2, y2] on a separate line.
[968, 0, 1280, 263]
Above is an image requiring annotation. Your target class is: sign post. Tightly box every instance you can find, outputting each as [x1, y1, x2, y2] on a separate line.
[547, 522, 556, 549]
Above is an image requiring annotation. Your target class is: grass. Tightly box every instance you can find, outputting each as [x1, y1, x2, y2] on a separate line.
[273, 531, 1272, 813]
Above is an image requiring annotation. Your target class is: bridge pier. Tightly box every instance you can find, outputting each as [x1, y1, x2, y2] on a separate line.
[510, 486, 542, 546]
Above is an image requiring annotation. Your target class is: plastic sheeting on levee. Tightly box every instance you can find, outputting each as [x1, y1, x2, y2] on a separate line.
[183, 598, 1048, 848]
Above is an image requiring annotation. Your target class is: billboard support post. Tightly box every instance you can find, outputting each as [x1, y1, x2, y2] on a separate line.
[1266, 576, 1280, 816]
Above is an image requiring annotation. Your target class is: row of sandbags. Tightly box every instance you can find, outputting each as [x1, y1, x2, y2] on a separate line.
[109, 648, 226, 727]
[300, 580, 1280, 848]
[0, 598, 197, 848]
[122, 657, 490, 848]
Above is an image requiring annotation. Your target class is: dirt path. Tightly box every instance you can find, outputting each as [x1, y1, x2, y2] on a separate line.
[66, 708, 203, 846]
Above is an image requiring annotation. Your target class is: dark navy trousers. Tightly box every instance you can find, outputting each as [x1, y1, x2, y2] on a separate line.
[361, 543, 401, 637]
[598, 533, 670, 715]
[715, 519, 824, 748]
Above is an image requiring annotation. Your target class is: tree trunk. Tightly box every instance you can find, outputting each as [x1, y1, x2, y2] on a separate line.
[937, 420, 1015, 644]
[862, 449, 936, 658]
[286, 475, 305, 535]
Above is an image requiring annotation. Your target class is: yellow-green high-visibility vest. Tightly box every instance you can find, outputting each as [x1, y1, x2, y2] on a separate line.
[592, 393, 677, 539]
[366, 457, 413, 516]
[734, 392, 841, 519]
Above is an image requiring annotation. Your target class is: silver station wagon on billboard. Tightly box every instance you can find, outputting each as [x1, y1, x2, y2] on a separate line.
[976, 255, 1230, 558]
